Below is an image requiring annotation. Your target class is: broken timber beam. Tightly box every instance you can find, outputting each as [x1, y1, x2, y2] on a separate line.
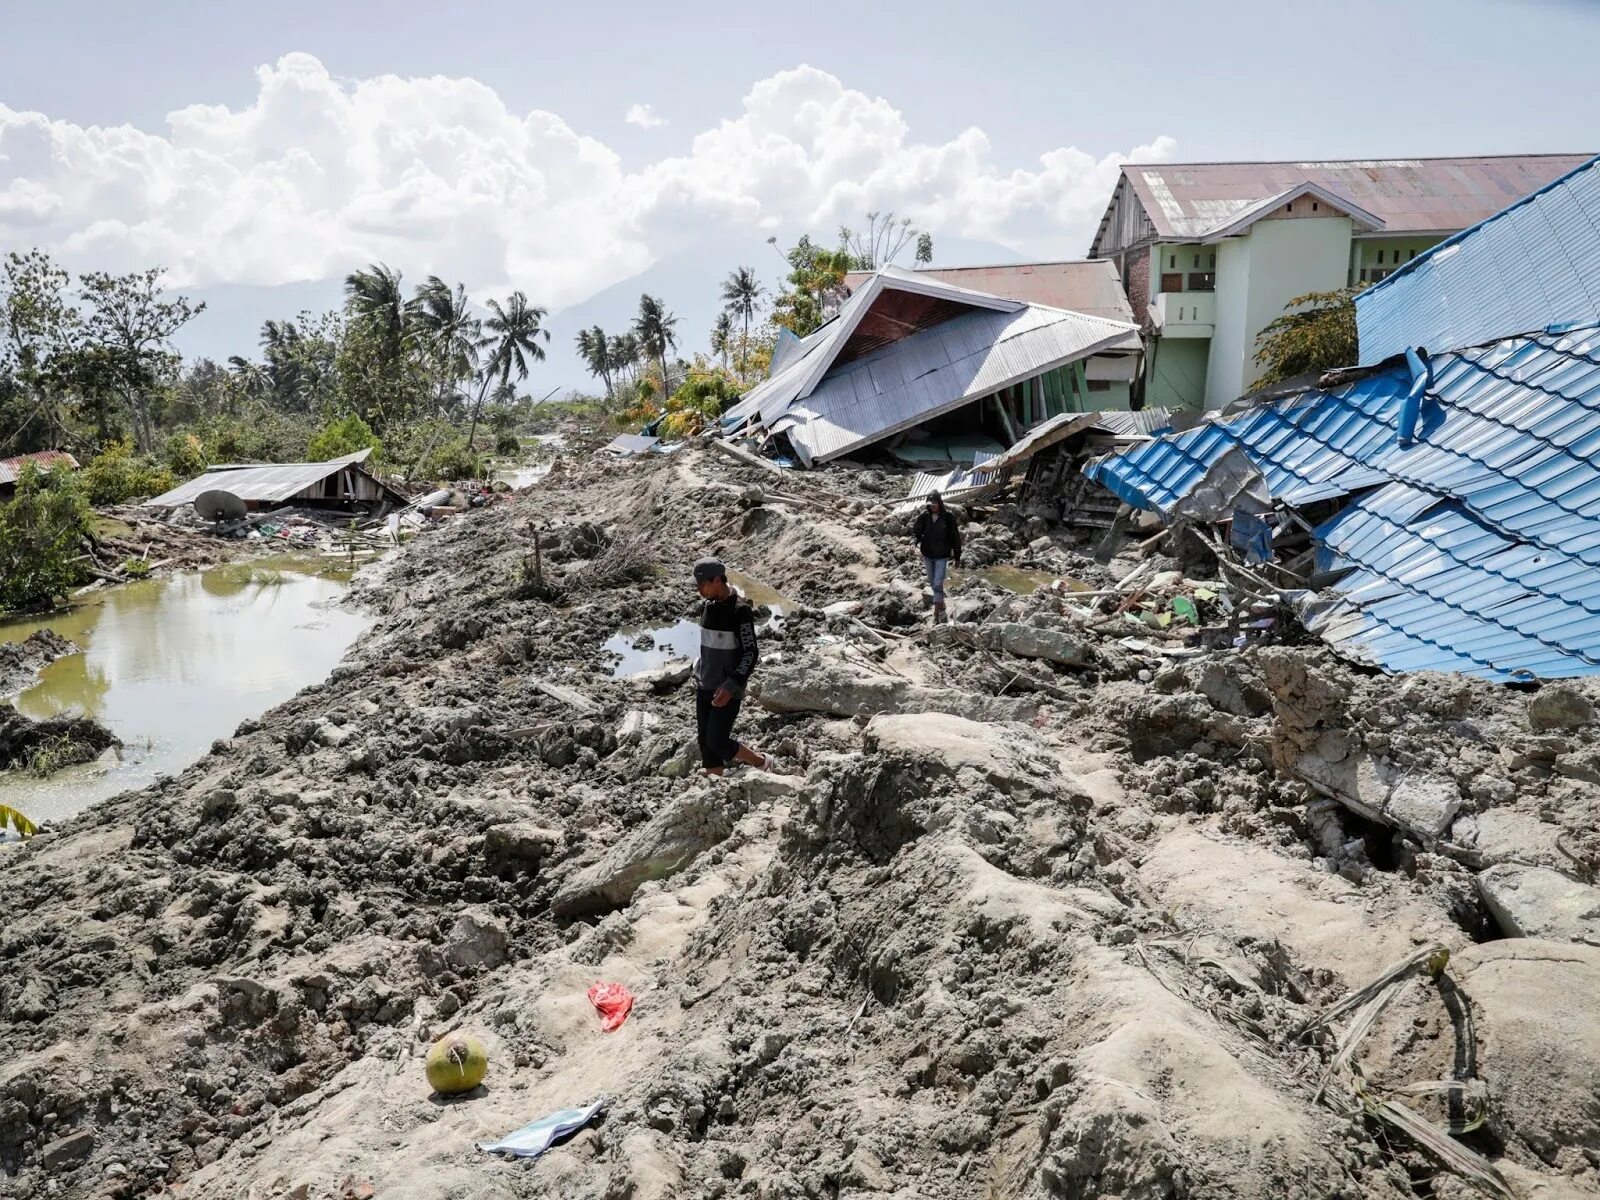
[710, 438, 785, 477]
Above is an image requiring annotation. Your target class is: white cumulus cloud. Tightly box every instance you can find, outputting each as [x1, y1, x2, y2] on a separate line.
[0, 55, 1174, 309]
[624, 103, 667, 130]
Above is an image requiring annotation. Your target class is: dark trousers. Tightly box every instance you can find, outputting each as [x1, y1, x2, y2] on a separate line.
[696, 687, 744, 768]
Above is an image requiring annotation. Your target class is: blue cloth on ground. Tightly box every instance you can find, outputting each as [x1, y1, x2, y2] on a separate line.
[476, 1096, 607, 1159]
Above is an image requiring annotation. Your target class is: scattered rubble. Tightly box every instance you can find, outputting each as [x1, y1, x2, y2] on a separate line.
[1, 438, 1597, 1199]
[0, 629, 77, 699]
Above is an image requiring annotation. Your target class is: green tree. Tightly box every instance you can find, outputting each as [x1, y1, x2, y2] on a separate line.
[339, 264, 420, 430]
[0, 250, 80, 455]
[710, 311, 733, 369]
[71, 268, 204, 454]
[307, 413, 382, 463]
[576, 325, 616, 400]
[469, 292, 548, 448]
[608, 333, 640, 391]
[411, 276, 482, 417]
[720, 266, 766, 378]
[633, 294, 680, 399]
[80, 439, 174, 505]
[0, 462, 91, 612]
[915, 231, 933, 265]
[768, 235, 852, 336]
[1251, 289, 1360, 389]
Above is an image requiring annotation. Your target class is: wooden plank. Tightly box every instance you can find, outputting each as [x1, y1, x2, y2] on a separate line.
[710, 438, 785, 476]
[529, 677, 599, 714]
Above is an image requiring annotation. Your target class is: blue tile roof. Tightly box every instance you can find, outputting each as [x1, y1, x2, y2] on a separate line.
[1357, 154, 1600, 364]
[1084, 323, 1600, 681]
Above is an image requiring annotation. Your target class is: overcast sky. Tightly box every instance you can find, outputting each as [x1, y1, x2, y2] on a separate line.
[3, 0, 1597, 365]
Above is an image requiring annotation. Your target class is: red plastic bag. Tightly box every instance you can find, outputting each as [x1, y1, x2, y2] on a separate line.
[586, 982, 634, 1032]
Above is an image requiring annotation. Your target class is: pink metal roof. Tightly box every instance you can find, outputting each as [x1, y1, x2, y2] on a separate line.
[1119, 154, 1594, 240]
[0, 450, 79, 487]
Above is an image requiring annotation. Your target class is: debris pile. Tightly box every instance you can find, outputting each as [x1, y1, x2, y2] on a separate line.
[0, 441, 1596, 1200]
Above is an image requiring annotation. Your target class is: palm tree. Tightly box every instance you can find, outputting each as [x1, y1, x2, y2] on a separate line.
[633, 294, 679, 400]
[576, 325, 615, 399]
[226, 355, 270, 405]
[720, 267, 765, 377]
[343, 264, 407, 351]
[469, 291, 549, 447]
[608, 333, 640, 389]
[411, 276, 482, 414]
[710, 311, 734, 369]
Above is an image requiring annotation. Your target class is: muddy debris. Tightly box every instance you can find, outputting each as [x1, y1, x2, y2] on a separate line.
[1, 442, 1598, 1199]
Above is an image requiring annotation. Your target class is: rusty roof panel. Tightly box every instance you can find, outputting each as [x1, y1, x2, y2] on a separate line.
[1122, 155, 1593, 240]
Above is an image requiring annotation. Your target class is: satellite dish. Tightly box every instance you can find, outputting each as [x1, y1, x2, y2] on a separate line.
[194, 490, 247, 523]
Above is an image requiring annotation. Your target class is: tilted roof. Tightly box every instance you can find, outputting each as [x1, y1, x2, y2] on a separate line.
[0, 450, 78, 487]
[1356, 154, 1600, 364]
[724, 266, 1137, 466]
[843, 261, 1137, 325]
[143, 449, 401, 508]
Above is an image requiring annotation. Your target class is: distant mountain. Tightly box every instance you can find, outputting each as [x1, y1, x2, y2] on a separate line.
[169, 234, 1033, 397]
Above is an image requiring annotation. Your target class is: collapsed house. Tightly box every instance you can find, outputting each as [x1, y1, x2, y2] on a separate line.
[142, 448, 408, 515]
[1085, 154, 1600, 682]
[720, 266, 1140, 468]
[840, 259, 1145, 409]
[0, 450, 79, 498]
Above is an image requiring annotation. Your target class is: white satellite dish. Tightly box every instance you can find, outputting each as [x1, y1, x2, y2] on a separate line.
[194, 490, 247, 523]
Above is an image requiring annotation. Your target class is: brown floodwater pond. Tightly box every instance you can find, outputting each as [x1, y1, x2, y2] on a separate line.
[0, 560, 370, 828]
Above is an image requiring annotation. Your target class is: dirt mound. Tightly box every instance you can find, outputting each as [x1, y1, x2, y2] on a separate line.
[1, 444, 1597, 1199]
[0, 628, 78, 699]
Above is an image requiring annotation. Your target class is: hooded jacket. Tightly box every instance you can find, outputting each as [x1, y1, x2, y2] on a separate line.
[911, 503, 961, 560]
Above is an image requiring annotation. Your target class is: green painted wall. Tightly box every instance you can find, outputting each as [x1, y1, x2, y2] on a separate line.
[1145, 337, 1209, 411]
[1351, 236, 1446, 284]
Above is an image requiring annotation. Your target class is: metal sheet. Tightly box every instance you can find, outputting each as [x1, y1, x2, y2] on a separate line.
[1085, 322, 1600, 681]
[0, 450, 78, 487]
[602, 434, 660, 456]
[1357, 155, 1600, 364]
[144, 456, 396, 507]
[773, 304, 1137, 464]
[1104, 154, 1591, 246]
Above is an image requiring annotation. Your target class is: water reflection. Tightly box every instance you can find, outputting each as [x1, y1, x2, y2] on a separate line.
[0, 563, 369, 825]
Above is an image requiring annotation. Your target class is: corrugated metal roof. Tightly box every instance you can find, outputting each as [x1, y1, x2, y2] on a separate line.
[721, 267, 1026, 433]
[602, 434, 660, 456]
[772, 304, 1137, 464]
[0, 450, 78, 487]
[1085, 322, 1600, 681]
[1116, 154, 1592, 242]
[1356, 155, 1600, 365]
[843, 261, 1137, 325]
[144, 452, 394, 507]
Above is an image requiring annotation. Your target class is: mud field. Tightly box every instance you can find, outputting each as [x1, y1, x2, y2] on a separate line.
[2, 445, 1598, 1200]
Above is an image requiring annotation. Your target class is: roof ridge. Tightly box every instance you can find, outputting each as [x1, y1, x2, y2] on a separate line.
[1124, 151, 1595, 171]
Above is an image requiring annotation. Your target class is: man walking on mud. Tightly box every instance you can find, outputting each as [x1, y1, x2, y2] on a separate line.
[692, 558, 776, 776]
[911, 491, 961, 624]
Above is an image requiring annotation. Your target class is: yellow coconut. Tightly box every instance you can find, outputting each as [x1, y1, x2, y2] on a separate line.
[425, 1032, 488, 1095]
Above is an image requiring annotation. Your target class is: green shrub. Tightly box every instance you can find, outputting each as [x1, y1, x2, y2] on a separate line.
[307, 413, 382, 464]
[495, 433, 521, 456]
[0, 463, 91, 611]
[421, 437, 483, 481]
[163, 431, 209, 478]
[81, 440, 176, 505]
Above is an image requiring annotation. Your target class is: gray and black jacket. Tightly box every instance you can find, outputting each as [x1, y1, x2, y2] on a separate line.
[694, 590, 759, 695]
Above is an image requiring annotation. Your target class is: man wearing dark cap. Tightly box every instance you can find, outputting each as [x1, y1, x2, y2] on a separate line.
[910, 491, 961, 624]
[691, 557, 774, 776]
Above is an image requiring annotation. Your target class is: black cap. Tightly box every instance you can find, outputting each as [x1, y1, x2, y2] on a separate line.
[926, 491, 943, 505]
[692, 557, 726, 584]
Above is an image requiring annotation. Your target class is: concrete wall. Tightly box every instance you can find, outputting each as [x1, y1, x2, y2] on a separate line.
[1351, 235, 1447, 285]
[1205, 216, 1352, 407]
[1146, 337, 1209, 411]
